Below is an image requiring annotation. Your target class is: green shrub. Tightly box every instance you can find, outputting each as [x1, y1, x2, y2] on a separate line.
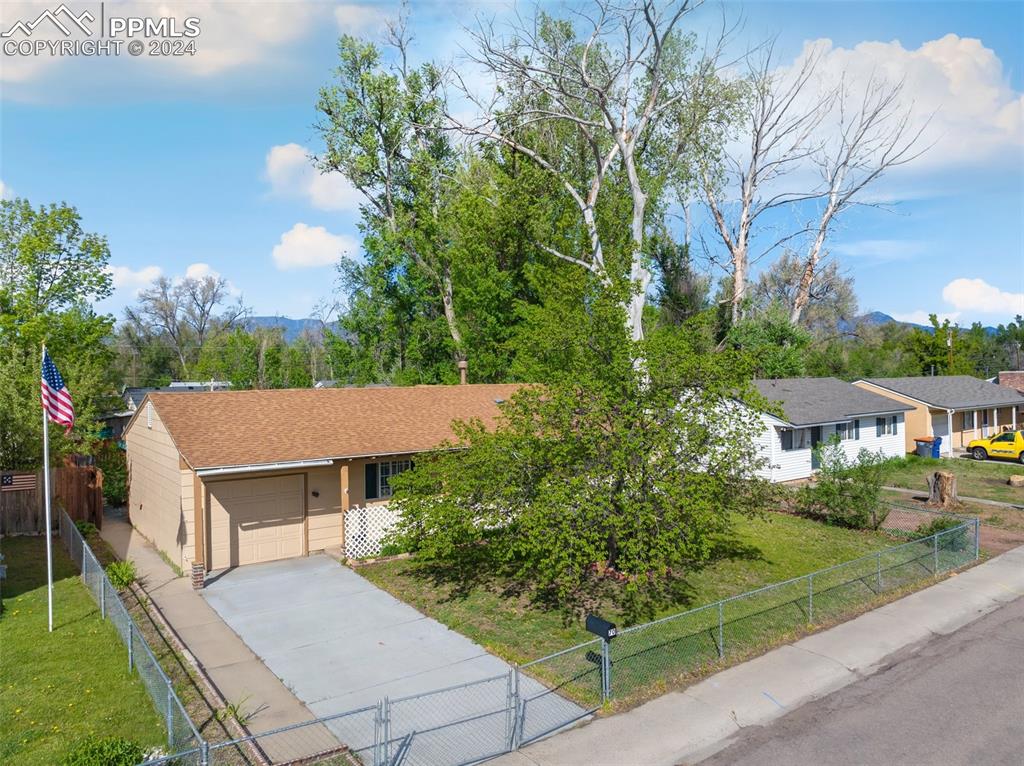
[61, 735, 145, 766]
[915, 516, 970, 551]
[75, 520, 98, 537]
[97, 444, 128, 506]
[797, 439, 895, 530]
[106, 559, 137, 590]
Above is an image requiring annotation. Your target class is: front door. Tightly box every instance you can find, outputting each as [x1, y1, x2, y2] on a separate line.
[810, 426, 823, 469]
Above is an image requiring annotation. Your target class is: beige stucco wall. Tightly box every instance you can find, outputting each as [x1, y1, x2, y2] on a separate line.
[852, 382, 925, 453]
[125, 404, 190, 570]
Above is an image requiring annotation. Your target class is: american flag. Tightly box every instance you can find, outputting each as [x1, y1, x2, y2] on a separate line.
[41, 349, 75, 434]
[1, 473, 36, 492]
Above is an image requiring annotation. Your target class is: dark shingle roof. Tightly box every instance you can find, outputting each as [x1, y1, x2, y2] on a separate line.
[860, 376, 1024, 410]
[753, 377, 913, 426]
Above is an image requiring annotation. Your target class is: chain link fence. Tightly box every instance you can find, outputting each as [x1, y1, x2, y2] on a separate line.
[57, 510, 203, 755]
[132, 507, 979, 766]
[527, 511, 979, 710]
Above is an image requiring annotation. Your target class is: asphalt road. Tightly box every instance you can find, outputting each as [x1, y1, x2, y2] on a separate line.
[698, 594, 1024, 766]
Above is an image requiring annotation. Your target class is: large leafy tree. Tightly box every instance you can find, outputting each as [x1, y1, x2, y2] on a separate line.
[316, 26, 471, 380]
[391, 300, 772, 618]
[0, 198, 116, 468]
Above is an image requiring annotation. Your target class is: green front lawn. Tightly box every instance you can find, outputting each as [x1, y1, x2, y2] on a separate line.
[0, 536, 164, 766]
[359, 512, 894, 663]
[886, 454, 1024, 504]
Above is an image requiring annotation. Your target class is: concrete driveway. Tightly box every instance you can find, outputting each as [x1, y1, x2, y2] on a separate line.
[202, 555, 584, 764]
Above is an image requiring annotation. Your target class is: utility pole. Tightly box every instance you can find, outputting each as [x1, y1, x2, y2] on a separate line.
[947, 327, 953, 371]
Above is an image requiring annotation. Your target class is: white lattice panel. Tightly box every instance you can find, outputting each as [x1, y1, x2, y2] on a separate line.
[344, 503, 401, 559]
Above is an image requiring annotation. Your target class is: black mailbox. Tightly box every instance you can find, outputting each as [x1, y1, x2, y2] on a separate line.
[585, 614, 617, 640]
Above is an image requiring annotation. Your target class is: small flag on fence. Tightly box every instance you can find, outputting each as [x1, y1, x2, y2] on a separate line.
[1, 473, 37, 492]
[41, 349, 75, 434]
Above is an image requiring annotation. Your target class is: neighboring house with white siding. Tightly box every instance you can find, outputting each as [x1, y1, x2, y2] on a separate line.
[752, 378, 913, 483]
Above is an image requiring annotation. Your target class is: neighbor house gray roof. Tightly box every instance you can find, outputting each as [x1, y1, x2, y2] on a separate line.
[858, 376, 1024, 410]
[753, 377, 913, 426]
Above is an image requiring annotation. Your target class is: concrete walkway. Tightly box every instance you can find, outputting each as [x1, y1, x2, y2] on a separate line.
[100, 513, 331, 760]
[489, 544, 1024, 766]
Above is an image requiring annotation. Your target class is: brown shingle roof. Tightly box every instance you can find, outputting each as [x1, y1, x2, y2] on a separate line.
[142, 384, 522, 469]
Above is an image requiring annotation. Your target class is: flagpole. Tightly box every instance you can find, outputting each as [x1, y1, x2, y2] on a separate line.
[41, 343, 54, 633]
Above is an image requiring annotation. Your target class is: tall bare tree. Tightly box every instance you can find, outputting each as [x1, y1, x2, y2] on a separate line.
[702, 43, 835, 324]
[452, 0, 730, 342]
[789, 77, 928, 324]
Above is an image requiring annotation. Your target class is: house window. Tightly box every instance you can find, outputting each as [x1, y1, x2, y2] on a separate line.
[876, 416, 898, 436]
[781, 428, 810, 451]
[364, 459, 412, 500]
[854, 419, 861, 440]
[962, 411, 971, 431]
[836, 422, 850, 441]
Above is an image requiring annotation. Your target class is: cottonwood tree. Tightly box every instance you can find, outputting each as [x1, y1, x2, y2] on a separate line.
[701, 43, 834, 324]
[453, 0, 733, 342]
[316, 20, 469, 372]
[789, 77, 929, 324]
[702, 46, 927, 326]
[123, 274, 247, 377]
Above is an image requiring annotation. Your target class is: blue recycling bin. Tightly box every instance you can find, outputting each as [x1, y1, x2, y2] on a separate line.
[931, 437, 942, 458]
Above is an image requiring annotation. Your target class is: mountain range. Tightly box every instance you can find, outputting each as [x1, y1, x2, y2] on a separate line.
[245, 316, 339, 342]
[247, 311, 997, 343]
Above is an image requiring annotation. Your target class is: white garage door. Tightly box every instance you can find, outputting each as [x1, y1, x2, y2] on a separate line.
[931, 411, 950, 439]
[207, 474, 304, 570]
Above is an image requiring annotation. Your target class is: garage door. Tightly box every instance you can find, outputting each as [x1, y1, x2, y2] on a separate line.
[207, 475, 304, 570]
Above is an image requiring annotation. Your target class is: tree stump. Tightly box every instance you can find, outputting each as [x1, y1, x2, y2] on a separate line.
[1008, 475, 1024, 488]
[927, 471, 959, 507]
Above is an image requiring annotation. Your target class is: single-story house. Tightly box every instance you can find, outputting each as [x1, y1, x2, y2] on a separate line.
[852, 376, 1024, 456]
[752, 378, 913, 483]
[124, 384, 519, 586]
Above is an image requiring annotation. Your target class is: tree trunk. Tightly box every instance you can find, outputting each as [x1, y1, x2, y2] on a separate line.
[926, 470, 959, 508]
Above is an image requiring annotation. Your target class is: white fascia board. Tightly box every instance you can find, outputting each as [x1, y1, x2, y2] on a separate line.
[196, 458, 335, 478]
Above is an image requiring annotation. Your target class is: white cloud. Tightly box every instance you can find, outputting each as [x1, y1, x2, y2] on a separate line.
[272, 223, 359, 270]
[107, 264, 162, 293]
[334, 3, 391, 34]
[789, 35, 1024, 170]
[942, 278, 1024, 315]
[184, 262, 219, 281]
[832, 239, 927, 262]
[0, 179, 12, 199]
[265, 143, 364, 212]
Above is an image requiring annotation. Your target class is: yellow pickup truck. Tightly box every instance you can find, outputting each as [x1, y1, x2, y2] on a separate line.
[967, 430, 1024, 463]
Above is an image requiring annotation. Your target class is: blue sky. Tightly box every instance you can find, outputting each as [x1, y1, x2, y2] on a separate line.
[1, 0, 1021, 326]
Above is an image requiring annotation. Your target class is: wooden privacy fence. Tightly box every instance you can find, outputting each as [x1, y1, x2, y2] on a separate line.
[0, 460, 104, 535]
